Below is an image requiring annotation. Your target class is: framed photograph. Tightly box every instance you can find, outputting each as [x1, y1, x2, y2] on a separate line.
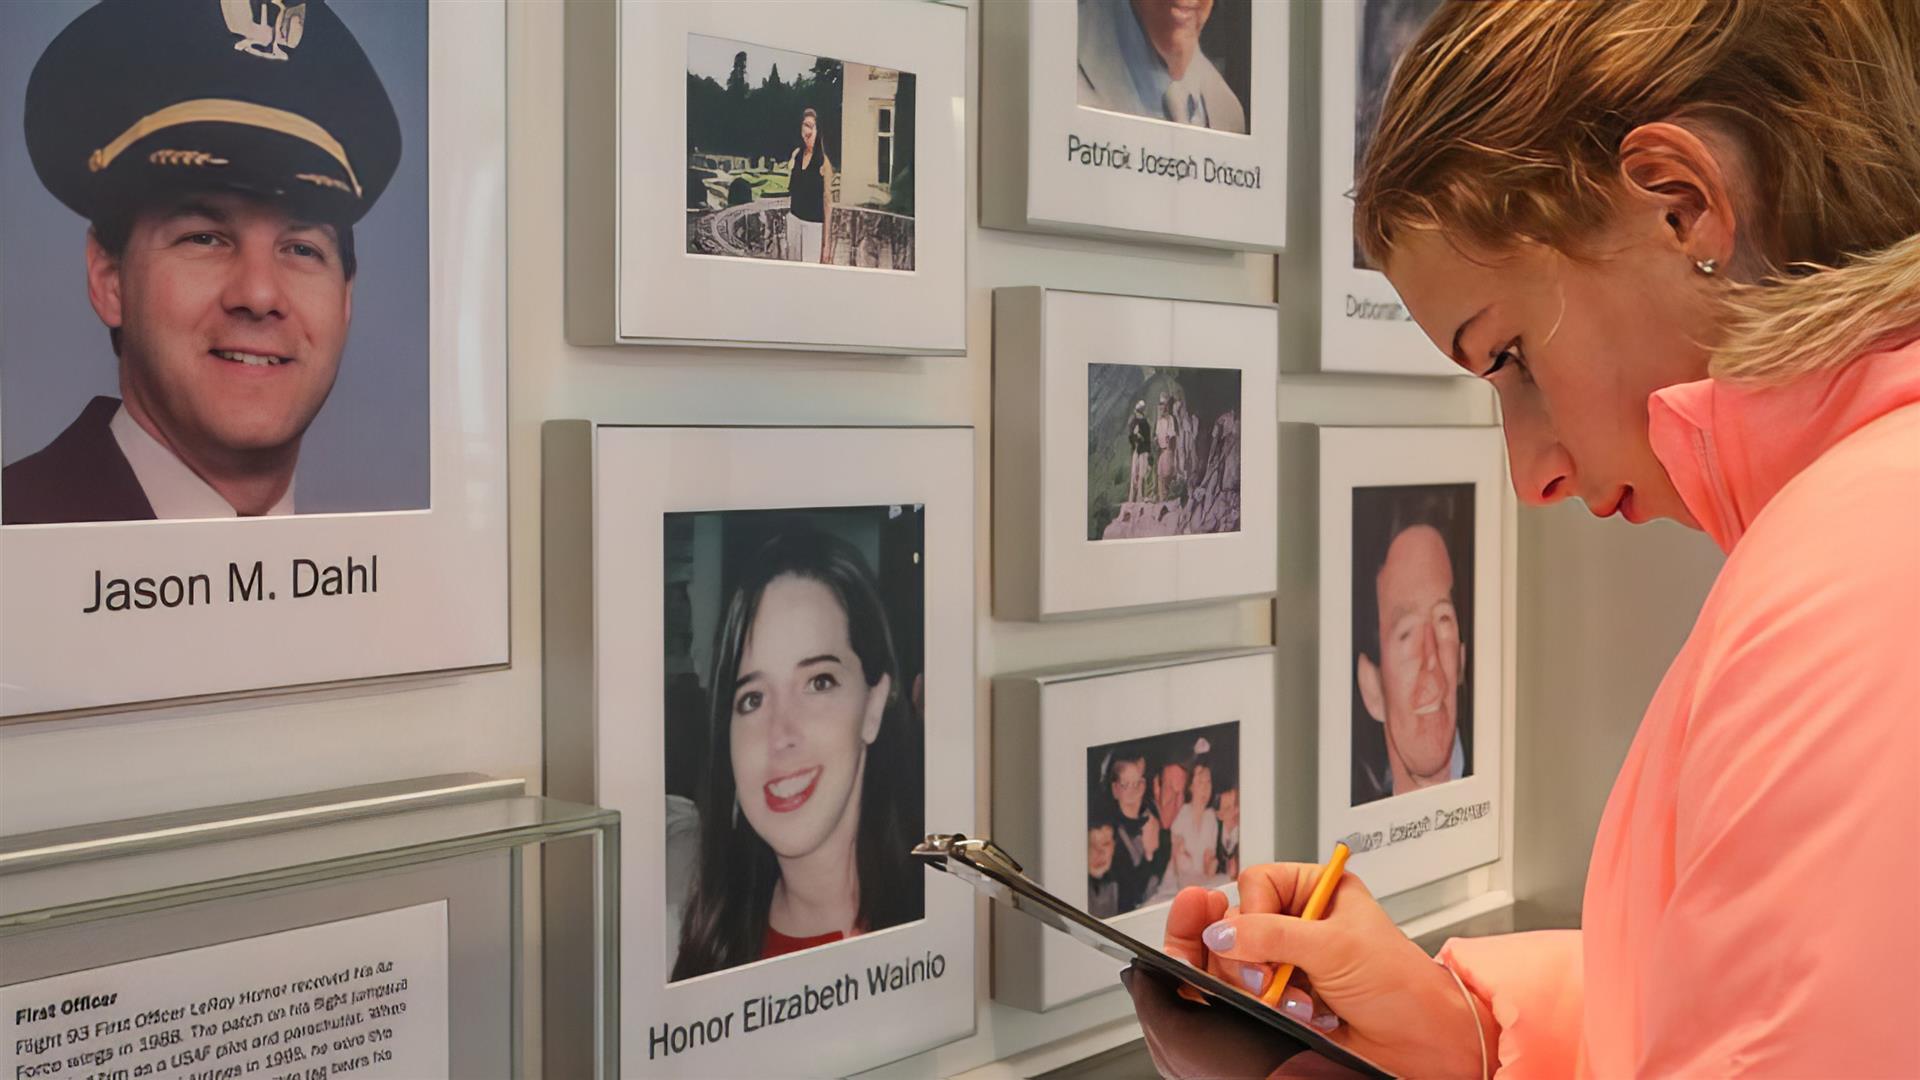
[994, 288, 1278, 619]
[1317, 0, 1458, 376]
[542, 422, 976, 1077]
[1304, 426, 1503, 897]
[565, 0, 965, 354]
[992, 649, 1276, 1011]
[0, 0, 508, 718]
[980, 0, 1289, 250]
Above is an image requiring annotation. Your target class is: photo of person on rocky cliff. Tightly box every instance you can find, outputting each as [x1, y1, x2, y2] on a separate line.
[1086, 363, 1241, 541]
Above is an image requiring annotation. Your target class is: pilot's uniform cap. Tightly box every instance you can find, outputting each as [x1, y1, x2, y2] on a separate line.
[24, 0, 402, 228]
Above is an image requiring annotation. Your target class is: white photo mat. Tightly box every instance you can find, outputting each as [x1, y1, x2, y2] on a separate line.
[0, 1, 509, 719]
[986, 0, 1290, 249]
[993, 288, 1278, 619]
[591, 0, 965, 353]
[993, 650, 1276, 1012]
[584, 425, 975, 1078]
[1316, 427, 1502, 898]
[1316, 1, 1456, 376]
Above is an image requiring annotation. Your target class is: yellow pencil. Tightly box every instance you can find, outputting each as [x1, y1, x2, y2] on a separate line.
[1259, 842, 1350, 1008]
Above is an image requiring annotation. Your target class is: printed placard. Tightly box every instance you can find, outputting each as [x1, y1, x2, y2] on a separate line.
[1317, 0, 1458, 375]
[544, 423, 976, 1077]
[0, 0, 508, 717]
[1316, 427, 1503, 896]
[984, 0, 1290, 250]
[1, 902, 450, 1080]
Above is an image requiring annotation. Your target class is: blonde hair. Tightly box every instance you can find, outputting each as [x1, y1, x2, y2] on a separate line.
[1355, 0, 1920, 384]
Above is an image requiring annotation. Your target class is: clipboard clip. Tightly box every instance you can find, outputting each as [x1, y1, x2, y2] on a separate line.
[912, 834, 1029, 903]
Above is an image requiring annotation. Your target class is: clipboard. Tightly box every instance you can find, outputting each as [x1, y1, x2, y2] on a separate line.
[913, 834, 1394, 1079]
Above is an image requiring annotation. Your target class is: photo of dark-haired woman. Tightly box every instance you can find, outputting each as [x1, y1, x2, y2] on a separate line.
[667, 514, 925, 982]
[786, 107, 836, 264]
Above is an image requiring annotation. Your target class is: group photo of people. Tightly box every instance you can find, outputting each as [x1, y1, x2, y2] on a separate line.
[661, 504, 927, 981]
[1085, 362, 1241, 541]
[685, 34, 916, 271]
[1084, 721, 1240, 919]
[1349, 482, 1476, 807]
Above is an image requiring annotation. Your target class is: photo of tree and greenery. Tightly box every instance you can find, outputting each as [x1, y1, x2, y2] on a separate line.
[685, 34, 917, 270]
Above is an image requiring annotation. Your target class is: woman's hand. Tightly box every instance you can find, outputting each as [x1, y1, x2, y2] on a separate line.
[1163, 865, 1494, 1080]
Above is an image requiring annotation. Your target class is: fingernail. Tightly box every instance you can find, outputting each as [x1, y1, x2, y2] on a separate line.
[1202, 921, 1234, 952]
[1311, 1011, 1342, 1033]
[1237, 963, 1269, 994]
[1280, 990, 1313, 1024]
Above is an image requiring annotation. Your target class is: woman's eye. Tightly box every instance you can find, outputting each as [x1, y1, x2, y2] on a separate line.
[1484, 340, 1526, 379]
[806, 673, 839, 693]
[734, 691, 763, 715]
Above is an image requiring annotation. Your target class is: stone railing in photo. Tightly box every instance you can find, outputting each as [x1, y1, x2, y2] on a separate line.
[685, 198, 916, 270]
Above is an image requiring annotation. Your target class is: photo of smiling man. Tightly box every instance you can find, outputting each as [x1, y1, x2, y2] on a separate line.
[0, 0, 427, 524]
[1076, 0, 1251, 133]
[1349, 483, 1477, 807]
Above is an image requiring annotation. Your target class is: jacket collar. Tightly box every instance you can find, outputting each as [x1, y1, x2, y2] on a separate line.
[1648, 338, 1920, 552]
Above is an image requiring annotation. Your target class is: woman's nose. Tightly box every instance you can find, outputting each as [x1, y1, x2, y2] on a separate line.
[767, 696, 803, 750]
[1502, 405, 1574, 507]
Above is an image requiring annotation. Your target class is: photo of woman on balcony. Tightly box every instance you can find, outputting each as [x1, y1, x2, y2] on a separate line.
[786, 107, 835, 264]
[685, 34, 917, 271]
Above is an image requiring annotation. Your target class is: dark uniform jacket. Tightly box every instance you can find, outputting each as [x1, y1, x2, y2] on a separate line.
[1, 396, 156, 525]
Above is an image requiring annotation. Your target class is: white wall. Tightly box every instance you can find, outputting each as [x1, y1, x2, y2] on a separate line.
[0, 1, 1724, 1076]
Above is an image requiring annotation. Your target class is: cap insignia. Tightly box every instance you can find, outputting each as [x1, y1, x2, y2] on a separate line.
[221, 0, 308, 62]
[149, 149, 231, 168]
[296, 172, 351, 193]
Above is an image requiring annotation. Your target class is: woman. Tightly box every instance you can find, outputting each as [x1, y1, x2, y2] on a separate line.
[785, 107, 835, 264]
[1155, 2, 1920, 1076]
[670, 529, 922, 981]
[1168, 738, 1221, 890]
[1154, 392, 1178, 503]
[1127, 401, 1152, 505]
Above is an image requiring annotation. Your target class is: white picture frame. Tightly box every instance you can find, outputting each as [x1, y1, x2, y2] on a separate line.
[1317, 0, 1457, 376]
[1307, 426, 1503, 897]
[993, 288, 1278, 619]
[542, 422, 976, 1079]
[992, 649, 1277, 1012]
[565, 0, 966, 354]
[0, 1, 509, 719]
[980, 0, 1290, 250]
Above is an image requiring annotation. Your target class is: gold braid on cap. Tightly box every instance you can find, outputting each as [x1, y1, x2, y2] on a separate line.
[89, 98, 361, 197]
[148, 149, 230, 167]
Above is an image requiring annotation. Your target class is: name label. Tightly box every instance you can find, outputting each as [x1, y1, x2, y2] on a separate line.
[83, 556, 380, 613]
[647, 951, 948, 1061]
[1065, 135, 1262, 190]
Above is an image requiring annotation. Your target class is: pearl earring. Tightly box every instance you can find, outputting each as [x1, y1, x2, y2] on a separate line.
[1694, 257, 1718, 276]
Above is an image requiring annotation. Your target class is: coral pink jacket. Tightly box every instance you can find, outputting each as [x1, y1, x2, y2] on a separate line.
[1440, 339, 1920, 1077]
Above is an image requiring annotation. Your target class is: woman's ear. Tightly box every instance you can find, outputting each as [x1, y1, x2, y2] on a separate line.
[1617, 121, 1739, 269]
[861, 673, 891, 745]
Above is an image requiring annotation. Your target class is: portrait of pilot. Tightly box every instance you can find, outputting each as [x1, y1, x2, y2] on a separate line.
[1350, 484, 1477, 807]
[1076, 0, 1250, 134]
[0, 0, 409, 525]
